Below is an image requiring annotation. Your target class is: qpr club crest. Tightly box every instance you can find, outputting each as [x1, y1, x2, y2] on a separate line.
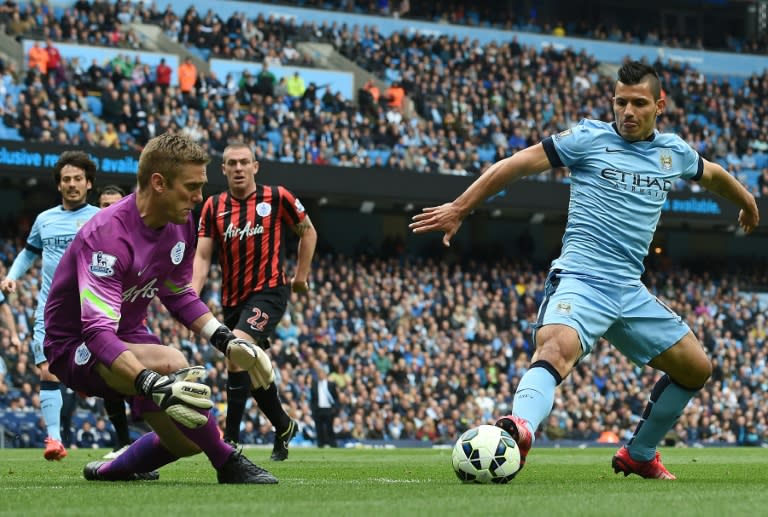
[256, 202, 272, 217]
[89, 251, 117, 277]
[170, 241, 185, 265]
[659, 150, 673, 171]
[74, 343, 92, 365]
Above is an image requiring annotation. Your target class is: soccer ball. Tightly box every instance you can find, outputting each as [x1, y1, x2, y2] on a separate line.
[451, 424, 521, 484]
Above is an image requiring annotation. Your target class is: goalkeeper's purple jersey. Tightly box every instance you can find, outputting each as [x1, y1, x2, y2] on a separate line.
[44, 193, 210, 367]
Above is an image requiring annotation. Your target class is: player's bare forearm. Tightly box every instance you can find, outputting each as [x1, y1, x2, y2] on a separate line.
[191, 256, 210, 294]
[452, 144, 551, 215]
[191, 236, 215, 294]
[700, 160, 760, 232]
[0, 303, 18, 336]
[410, 145, 551, 246]
[293, 219, 317, 287]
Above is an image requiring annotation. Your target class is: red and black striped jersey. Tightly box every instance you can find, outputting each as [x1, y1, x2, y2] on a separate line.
[198, 184, 306, 307]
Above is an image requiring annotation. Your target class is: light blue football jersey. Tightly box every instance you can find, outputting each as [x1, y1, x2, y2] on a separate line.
[23, 204, 99, 314]
[543, 119, 703, 283]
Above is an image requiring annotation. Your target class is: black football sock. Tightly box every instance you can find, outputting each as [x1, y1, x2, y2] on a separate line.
[252, 382, 291, 432]
[105, 398, 131, 448]
[225, 370, 251, 442]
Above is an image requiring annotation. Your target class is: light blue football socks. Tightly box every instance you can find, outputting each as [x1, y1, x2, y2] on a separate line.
[40, 381, 63, 441]
[512, 365, 559, 441]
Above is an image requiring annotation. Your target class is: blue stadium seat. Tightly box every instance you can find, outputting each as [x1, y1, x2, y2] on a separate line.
[189, 47, 210, 62]
[86, 96, 102, 117]
[266, 130, 282, 149]
[754, 153, 768, 169]
[478, 146, 496, 163]
[2, 127, 22, 141]
[742, 170, 760, 191]
[65, 121, 81, 139]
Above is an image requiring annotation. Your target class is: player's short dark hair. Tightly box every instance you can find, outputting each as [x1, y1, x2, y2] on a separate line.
[617, 61, 661, 100]
[99, 184, 125, 197]
[222, 142, 255, 163]
[53, 151, 97, 185]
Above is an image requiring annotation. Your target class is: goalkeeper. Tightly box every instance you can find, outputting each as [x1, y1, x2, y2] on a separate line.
[42, 133, 277, 484]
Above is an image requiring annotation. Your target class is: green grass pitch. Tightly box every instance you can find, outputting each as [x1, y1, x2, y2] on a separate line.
[1, 447, 767, 516]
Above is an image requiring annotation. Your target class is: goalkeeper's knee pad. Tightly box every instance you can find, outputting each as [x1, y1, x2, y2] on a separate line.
[248, 346, 275, 390]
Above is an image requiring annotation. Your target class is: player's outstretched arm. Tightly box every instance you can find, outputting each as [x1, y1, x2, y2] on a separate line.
[698, 159, 760, 233]
[409, 143, 552, 246]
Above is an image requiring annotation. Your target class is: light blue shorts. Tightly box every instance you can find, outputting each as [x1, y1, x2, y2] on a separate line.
[534, 270, 690, 366]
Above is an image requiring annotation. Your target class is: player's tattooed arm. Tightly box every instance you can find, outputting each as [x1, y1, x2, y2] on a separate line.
[290, 216, 317, 293]
[292, 217, 314, 237]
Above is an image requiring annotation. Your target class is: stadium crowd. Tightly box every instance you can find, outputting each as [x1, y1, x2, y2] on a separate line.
[1, 236, 766, 449]
[0, 1, 766, 450]
[0, 2, 765, 194]
[293, 0, 768, 54]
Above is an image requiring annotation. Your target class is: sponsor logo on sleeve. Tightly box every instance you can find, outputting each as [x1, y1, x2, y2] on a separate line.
[554, 128, 572, 140]
[256, 202, 272, 217]
[295, 198, 305, 213]
[90, 251, 117, 277]
[170, 241, 185, 265]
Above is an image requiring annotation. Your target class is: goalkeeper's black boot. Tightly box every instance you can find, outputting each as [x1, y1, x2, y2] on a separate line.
[271, 420, 298, 461]
[83, 461, 160, 481]
[217, 450, 278, 484]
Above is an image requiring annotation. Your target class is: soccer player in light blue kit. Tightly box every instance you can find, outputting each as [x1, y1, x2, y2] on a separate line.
[410, 62, 760, 479]
[1, 151, 99, 461]
[43, 132, 278, 484]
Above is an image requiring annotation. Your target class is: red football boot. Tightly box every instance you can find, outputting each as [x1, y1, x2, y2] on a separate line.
[612, 446, 676, 480]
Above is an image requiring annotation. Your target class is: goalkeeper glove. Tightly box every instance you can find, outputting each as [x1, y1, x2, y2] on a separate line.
[135, 368, 212, 428]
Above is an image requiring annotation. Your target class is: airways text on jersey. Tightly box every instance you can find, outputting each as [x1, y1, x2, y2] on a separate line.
[600, 168, 672, 199]
[223, 221, 264, 240]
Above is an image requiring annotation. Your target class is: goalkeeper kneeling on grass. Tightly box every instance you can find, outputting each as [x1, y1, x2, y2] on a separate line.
[41, 132, 278, 484]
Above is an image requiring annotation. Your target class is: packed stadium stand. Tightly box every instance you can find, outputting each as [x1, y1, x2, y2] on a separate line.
[0, 0, 767, 449]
